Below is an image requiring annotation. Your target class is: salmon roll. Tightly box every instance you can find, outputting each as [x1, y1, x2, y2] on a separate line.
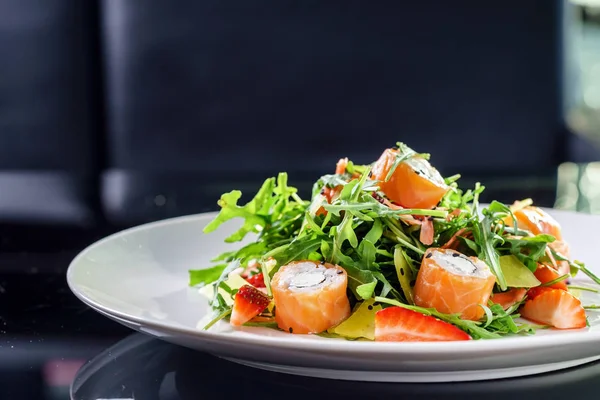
[271, 260, 351, 334]
[413, 248, 496, 321]
[371, 148, 449, 210]
[507, 205, 571, 276]
[510, 206, 563, 240]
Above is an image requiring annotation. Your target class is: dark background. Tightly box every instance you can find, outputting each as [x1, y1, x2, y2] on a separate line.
[0, 0, 599, 398]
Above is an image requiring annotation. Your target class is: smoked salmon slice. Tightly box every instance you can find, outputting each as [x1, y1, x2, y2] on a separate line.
[507, 205, 571, 276]
[510, 206, 563, 240]
[271, 261, 351, 334]
[370, 148, 449, 210]
[413, 248, 496, 321]
[549, 240, 571, 277]
[490, 288, 527, 310]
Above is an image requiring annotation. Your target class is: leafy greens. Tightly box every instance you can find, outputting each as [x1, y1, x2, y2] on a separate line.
[190, 142, 592, 339]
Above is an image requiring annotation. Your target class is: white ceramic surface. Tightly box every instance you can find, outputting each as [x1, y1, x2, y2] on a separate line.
[67, 208, 600, 382]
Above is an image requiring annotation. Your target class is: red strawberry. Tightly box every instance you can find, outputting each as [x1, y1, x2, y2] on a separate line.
[230, 285, 271, 327]
[374, 306, 471, 342]
[520, 288, 586, 329]
[534, 264, 568, 290]
[526, 286, 553, 301]
[246, 272, 266, 288]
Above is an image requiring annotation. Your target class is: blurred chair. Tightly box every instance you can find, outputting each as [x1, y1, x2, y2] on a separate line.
[0, 0, 598, 243]
[0, 0, 101, 250]
[99, 0, 573, 225]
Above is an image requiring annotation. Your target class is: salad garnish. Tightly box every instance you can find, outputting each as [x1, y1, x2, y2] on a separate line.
[191, 142, 596, 341]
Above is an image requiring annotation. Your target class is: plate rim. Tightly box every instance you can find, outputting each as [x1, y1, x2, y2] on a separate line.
[66, 208, 600, 357]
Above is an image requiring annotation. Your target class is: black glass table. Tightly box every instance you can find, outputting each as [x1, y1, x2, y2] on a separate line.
[0, 168, 598, 400]
[71, 332, 600, 400]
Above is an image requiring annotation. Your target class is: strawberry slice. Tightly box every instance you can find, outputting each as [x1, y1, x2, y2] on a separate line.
[245, 272, 266, 288]
[525, 286, 553, 301]
[230, 285, 271, 327]
[534, 264, 568, 290]
[490, 288, 527, 310]
[520, 288, 586, 329]
[374, 306, 471, 342]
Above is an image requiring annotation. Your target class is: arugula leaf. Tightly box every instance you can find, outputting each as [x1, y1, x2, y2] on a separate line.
[356, 281, 377, 300]
[502, 235, 554, 272]
[203, 178, 274, 242]
[471, 191, 508, 290]
[483, 303, 540, 335]
[344, 264, 378, 300]
[357, 239, 377, 268]
[203, 309, 232, 331]
[203, 173, 307, 246]
[189, 264, 228, 287]
[364, 218, 383, 243]
[552, 251, 600, 285]
[337, 212, 359, 249]
[372, 271, 403, 299]
[210, 259, 242, 310]
[265, 237, 322, 269]
[460, 236, 480, 253]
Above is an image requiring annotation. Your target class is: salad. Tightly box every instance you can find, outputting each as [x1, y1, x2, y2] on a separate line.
[190, 142, 600, 341]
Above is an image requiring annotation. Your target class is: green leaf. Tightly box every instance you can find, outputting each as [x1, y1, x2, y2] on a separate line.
[364, 218, 383, 244]
[504, 236, 551, 270]
[520, 234, 556, 243]
[339, 179, 359, 201]
[350, 167, 372, 202]
[203, 178, 275, 242]
[383, 218, 425, 256]
[472, 204, 507, 290]
[343, 264, 378, 300]
[336, 213, 358, 248]
[331, 236, 356, 266]
[203, 309, 232, 331]
[487, 200, 511, 215]
[320, 239, 332, 261]
[347, 209, 373, 222]
[372, 271, 402, 299]
[301, 211, 325, 236]
[460, 236, 480, 253]
[356, 281, 377, 300]
[498, 255, 541, 288]
[189, 264, 227, 287]
[320, 174, 349, 188]
[266, 237, 322, 267]
[202, 174, 308, 248]
[324, 201, 447, 218]
[210, 260, 243, 309]
[444, 174, 461, 185]
[357, 239, 377, 268]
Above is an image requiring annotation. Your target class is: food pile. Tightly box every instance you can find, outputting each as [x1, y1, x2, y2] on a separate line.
[191, 143, 598, 341]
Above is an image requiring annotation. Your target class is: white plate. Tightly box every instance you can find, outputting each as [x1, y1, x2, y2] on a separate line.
[67, 208, 600, 382]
